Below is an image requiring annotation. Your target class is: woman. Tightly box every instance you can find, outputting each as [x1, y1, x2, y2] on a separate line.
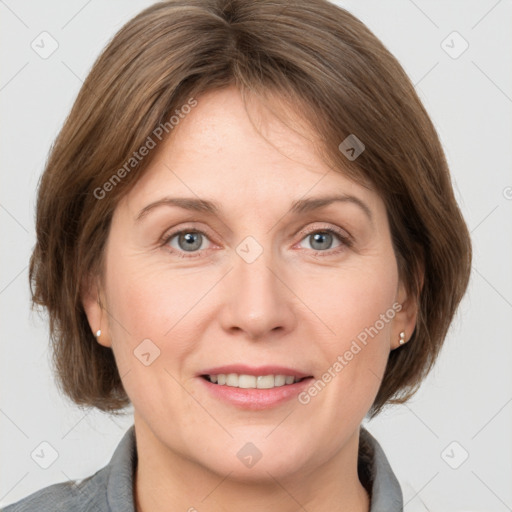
[3, 0, 471, 510]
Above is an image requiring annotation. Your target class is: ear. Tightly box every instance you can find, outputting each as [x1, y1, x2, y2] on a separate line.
[81, 273, 112, 348]
[392, 273, 422, 350]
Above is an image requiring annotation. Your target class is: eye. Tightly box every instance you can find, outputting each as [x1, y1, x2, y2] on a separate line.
[163, 228, 213, 258]
[296, 226, 351, 256]
[162, 224, 352, 259]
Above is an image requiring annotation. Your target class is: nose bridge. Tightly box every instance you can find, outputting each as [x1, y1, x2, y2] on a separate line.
[220, 232, 295, 339]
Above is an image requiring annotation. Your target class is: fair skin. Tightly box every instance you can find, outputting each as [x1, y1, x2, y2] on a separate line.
[83, 86, 418, 512]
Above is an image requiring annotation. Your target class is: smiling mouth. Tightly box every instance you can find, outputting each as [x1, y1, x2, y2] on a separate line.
[201, 374, 312, 389]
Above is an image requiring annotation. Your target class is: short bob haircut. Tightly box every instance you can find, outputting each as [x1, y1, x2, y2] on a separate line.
[29, 0, 471, 417]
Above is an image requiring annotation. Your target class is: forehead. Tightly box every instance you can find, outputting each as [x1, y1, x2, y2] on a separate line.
[121, 86, 379, 216]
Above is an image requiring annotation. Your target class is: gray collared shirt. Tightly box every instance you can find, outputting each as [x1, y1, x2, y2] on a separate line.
[2, 425, 403, 511]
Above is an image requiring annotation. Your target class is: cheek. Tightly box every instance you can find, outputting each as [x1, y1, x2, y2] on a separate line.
[300, 258, 398, 413]
[102, 252, 228, 411]
[104, 254, 206, 343]
[304, 256, 398, 344]
[102, 262, 200, 413]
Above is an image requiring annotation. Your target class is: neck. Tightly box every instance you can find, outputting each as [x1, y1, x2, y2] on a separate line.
[133, 417, 370, 512]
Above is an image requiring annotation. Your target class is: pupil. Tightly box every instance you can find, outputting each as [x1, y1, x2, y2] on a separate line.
[311, 232, 332, 250]
[180, 232, 202, 251]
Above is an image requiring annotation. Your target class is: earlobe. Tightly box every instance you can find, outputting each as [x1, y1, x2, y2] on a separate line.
[394, 280, 420, 350]
[81, 275, 112, 348]
[94, 328, 110, 347]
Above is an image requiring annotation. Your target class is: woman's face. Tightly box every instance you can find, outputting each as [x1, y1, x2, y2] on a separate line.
[85, 86, 415, 481]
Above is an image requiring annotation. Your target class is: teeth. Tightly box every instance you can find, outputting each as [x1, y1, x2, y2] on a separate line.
[256, 375, 274, 389]
[207, 373, 304, 389]
[226, 373, 238, 386]
[239, 374, 256, 388]
[274, 375, 286, 386]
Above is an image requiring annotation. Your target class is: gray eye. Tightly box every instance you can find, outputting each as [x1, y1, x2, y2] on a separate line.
[310, 232, 333, 250]
[169, 231, 208, 252]
[301, 231, 341, 251]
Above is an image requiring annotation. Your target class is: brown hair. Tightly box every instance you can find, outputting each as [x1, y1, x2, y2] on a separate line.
[29, 0, 472, 417]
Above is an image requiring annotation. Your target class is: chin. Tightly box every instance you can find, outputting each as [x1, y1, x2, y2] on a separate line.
[193, 435, 311, 482]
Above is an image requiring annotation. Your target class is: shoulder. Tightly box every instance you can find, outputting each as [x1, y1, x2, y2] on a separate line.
[359, 426, 403, 511]
[2, 425, 137, 512]
[0, 471, 108, 512]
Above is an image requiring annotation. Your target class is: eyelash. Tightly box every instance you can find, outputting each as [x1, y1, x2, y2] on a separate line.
[161, 224, 352, 259]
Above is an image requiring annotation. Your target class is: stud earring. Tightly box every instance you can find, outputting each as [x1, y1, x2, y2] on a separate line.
[399, 331, 406, 345]
[95, 329, 102, 338]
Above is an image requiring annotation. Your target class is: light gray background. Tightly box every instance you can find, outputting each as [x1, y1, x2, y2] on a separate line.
[1, 0, 511, 510]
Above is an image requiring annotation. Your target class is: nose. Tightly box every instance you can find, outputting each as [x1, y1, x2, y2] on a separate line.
[218, 245, 297, 341]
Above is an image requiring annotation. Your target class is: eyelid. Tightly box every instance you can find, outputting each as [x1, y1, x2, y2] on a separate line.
[294, 222, 353, 245]
[160, 223, 218, 248]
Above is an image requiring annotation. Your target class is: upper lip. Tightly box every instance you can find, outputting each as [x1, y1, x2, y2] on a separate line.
[199, 365, 312, 378]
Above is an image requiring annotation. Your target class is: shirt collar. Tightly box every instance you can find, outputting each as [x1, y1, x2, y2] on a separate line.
[360, 426, 404, 511]
[105, 425, 402, 511]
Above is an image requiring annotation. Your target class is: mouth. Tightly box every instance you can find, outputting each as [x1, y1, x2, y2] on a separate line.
[197, 365, 314, 409]
[200, 373, 311, 389]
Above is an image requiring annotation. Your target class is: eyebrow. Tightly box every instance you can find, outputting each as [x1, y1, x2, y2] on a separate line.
[135, 194, 373, 222]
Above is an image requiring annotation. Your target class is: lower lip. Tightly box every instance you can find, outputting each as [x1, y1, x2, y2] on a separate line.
[199, 376, 314, 410]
